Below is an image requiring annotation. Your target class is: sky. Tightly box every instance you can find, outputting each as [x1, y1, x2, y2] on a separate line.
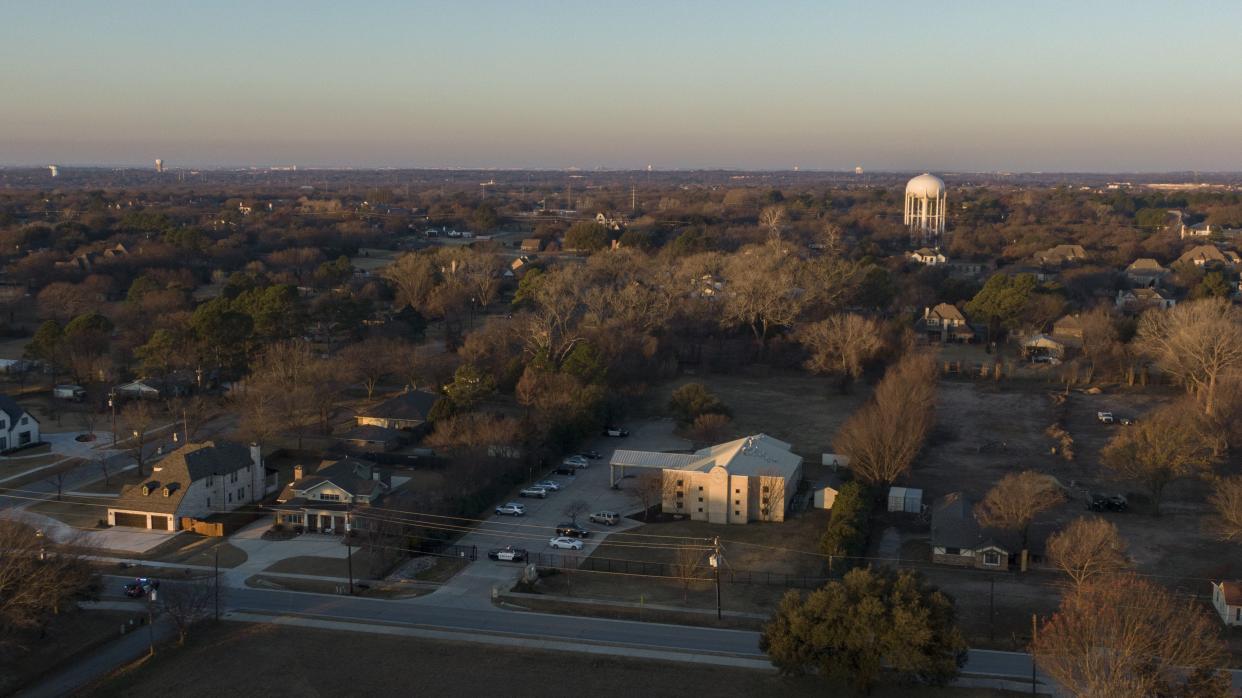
[2, 1, 1241, 171]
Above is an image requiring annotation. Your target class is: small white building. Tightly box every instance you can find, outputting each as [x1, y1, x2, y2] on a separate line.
[887, 486, 923, 514]
[1212, 580, 1242, 626]
[0, 394, 40, 452]
[908, 247, 947, 266]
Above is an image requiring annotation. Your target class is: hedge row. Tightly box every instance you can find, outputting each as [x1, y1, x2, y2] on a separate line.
[819, 481, 874, 567]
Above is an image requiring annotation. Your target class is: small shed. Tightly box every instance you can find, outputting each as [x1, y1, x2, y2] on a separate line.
[1022, 334, 1066, 360]
[888, 486, 923, 514]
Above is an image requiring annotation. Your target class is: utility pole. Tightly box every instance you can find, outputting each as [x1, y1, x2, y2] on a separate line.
[346, 534, 354, 595]
[108, 390, 117, 446]
[989, 576, 995, 643]
[710, 536, 723, 620]
[214, 546, 220, 622]
[1030, 613, 1038, 694]
[147, 588, 157, 657]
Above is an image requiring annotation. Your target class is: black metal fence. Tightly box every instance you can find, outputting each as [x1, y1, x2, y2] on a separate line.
[529, 552, 830, 590]
[412, 540, 477, 561]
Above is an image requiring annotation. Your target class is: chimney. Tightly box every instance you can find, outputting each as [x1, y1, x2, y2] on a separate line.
[250, 443, 262, 471]
[293, 464, 304, 482]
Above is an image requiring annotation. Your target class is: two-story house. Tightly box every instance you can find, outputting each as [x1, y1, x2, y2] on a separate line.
[107, 441, 276, 531]
[916, 303, 976, 343]
[272, 458, 394, 534]
[0, 394, 40, 452]
[1212, 580, 1242, 626]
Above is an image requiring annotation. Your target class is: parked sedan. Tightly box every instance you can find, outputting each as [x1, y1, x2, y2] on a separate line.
[488, 546, 528, 562]
[535, 480, 562, 491]
[495, 502, 526, 516]
[562, 455, 588, 468]
[519, 486, 548, 498]
[578, 450, 602, 460]
[602, 426, 629, 437]
[548, 536, 584, 550]
[555, 523, 591, 538]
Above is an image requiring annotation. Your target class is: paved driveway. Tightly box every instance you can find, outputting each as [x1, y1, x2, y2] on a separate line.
[422, 419, 690, 608]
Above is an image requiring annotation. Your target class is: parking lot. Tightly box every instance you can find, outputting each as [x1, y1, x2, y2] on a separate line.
[424, 420, 690, 606]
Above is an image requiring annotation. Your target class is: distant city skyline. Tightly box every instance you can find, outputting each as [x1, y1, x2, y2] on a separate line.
[3, 1, 1241, 171]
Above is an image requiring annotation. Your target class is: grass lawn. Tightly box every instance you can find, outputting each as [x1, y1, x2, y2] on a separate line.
[143, 534, 247, 568]
[0, 609, 136, 696]
[533, 509, 832, 615]
[27, 492, 110, 528]
[412, 556, 469, 582]
[85, 622, 1020, 698]
[264, 552, 387, 579]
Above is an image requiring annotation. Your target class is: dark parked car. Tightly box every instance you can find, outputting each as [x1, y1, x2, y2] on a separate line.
[553, 465, 577, 476]
[1087, 493, 1128, 512]
[580, 450, 601, 460]
[123, 577, 159, 598]
[555, 523, 591, 538]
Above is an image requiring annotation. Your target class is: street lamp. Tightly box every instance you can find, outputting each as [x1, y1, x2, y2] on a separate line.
[108, 391, 117, 446]
[35, 529, 45, 561]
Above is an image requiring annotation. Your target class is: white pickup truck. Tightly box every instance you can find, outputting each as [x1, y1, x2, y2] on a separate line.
[1096, 411, 1114, 424]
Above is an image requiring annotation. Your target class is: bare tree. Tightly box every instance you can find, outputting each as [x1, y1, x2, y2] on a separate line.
[1136, 298, 1242, 416]
[1046, 517, 1131, 587]
[798, 313, 885, 383]
[759, 205, 786, 243]
[0, 519, 95, 649]
[562, 499, 590, 526]
[120, 400, 157, 477]
[686, 413, 732, 445]
[1031, 576, 1229, 697]
[975, 470, 1066, 564]
[160, 578, 214, 645]
[165, 394, 212, 442]
[719, 244, 810, 346]
[670, 544, 707, 603]
[1100, 403, 1220, 515]
[833, 352, 937, 487]
[630, 470, 666, 521]
[1207, 475, 1242, 542]
[340, 337, 403, 399]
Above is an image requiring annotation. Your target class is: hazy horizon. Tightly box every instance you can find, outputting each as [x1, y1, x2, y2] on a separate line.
[4, 1, 1241, 171]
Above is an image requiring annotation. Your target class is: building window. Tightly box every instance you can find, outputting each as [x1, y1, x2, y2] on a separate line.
[321, 493, 341, 502]
[676, 502, 683, 509]
[983, 551, 1001, 567]
[734, 510, 740, 517]
[676, 479, 683, 486]
[20, 417, 27, 425]
[227, 492, 232, 503]
[676, 492, 684, 499]
[239, 487, 245, 499]
[206, 498, 211, 508]
[698, 486, 703, 491]
[944, 547, 960, 556]
[734, 488, 740, 494]
[697, 507, 703, 513]
[761, 508, 769, 516]
[697, 497, 703, 502]
[762, 486, 769, 493]
[734, 500, 740, 506]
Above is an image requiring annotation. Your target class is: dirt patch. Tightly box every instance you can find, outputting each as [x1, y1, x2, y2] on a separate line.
[84, 621, 1017, 698]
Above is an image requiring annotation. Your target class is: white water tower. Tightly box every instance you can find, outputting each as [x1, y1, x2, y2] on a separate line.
[904, 173, 947, 243]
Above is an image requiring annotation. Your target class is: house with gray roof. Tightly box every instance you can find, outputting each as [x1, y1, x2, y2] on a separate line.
[107, 441, 274, 531]
[930, 492, 1051, 571]
[355, 390, 442, 432]
[271, 458, 397, 534]
[609, 434, 803, 524]
[0, 394, 39, 452]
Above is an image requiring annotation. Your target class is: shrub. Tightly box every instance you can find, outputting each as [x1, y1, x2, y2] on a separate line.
[668, 382, 731, 425]
[820, 481, 873, 567]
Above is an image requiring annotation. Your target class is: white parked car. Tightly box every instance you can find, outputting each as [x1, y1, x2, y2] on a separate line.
[535, 480, 562, 491]
[495, 502, 526, 516]
[548, 536, 584, 550]
[519, 486, 548, 498]
[563, 455, 588, 468]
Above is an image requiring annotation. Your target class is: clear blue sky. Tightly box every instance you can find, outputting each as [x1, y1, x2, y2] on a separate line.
[2, 1, 1240, 171]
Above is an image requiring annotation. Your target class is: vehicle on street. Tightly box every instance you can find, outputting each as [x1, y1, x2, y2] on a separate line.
[519, 486, 548, 498]
[535, 480, 562, 491]
[123, 577, 160, 598]
[488, 546, 528, 562]
[588, 511, 619, 526]
[555, 523, 591, 538]
[602, 426, 629, 437]
[1096, 411, 1114, 424]
[548, 536, 584, 550]
[562, 455, 588, 468]
[1087, 493, 1128, 512]
[495, 502, 526, 516]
